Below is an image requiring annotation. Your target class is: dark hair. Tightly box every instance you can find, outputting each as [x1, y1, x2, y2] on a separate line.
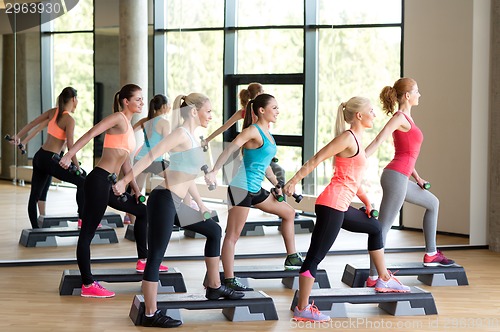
[148, 94, 168, 119]
[56, 87, 77, 122]
[239, 82, 263, 109]
[242, 93, 275, 129]
[113, 83, 142, 113]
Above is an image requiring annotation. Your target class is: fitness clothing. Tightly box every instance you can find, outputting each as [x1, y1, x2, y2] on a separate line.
[28, 148, 85, 228]
[227, 186, 269, 208]
[102, 112, 135, 153]
[316, 130, 366, 211]
[77, 167, 148, 285]
[47, 108, 69, 140]
[143, 188, 222, 282]
[230, 124, 276, 193]
[168, 127, 204, 175]
[385, 112, 423, 177]
[136, 117, 164, 162]
[300, 205, 383, 278]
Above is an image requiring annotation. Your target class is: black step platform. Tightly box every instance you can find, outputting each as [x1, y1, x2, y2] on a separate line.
[129, 290, 279, 325]
[290, 287, 437, 317]
[19, 226, 119, 247]
[341, 263, 469, 287]
[209, 265, 330, 290]
[41, 212, 124, 228]
[241, 216, 314, 236]
[59, 267, 187, 295]
[125, 224, 180, 242]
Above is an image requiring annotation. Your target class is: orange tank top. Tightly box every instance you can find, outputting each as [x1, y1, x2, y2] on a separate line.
[315, 130, 367, 212]
[102, 112, 135, 153]
[47, 108, 69, 140]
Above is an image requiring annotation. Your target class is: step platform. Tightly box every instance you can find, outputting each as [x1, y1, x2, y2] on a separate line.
[19, 226, 119, 247]
[241, 216, 314, 236]
[290, 286, 437, 317]
[124, 224, 181, 242]
[341, 263, 469, 287]
[59, 267, 187, 295]
[208, 265, 330, 290]
[41, 212, 124, 228]
[129, 290, 278, 325]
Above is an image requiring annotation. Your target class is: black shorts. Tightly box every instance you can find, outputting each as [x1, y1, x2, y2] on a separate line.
[227, 186, 269, 208]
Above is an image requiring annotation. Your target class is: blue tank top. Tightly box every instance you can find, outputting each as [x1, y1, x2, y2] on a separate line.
[168, 127, 204, 175]
[136, 117, 164, 162]
[231, 124, 277, 193]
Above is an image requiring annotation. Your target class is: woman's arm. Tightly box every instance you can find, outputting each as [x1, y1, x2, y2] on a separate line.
[20, 119, 49, 145]
[13, 109, 53, 144]
[63, 116, 80, 167]
[365, 113, 408, 157]
[188, 181, 209, 214]
[132, 117, 147, 132]
[204, 109, 243, 144]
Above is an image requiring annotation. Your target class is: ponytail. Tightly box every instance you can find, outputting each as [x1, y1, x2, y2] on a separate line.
[335, 96, 371, 137]
[148, 94, 168, 120]
[242, 93, 275, 130]
[56, 87, 77, 122]
[380, 77, 417, 116]
[172, 93, 209, 129]
[242, 99, 254, 129]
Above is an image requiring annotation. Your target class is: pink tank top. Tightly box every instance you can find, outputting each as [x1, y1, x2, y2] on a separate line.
[316, 131, 367, 212]
[385, 112, 423, 177]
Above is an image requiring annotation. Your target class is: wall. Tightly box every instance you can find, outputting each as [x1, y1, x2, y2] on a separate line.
[403, 0, 490, 244]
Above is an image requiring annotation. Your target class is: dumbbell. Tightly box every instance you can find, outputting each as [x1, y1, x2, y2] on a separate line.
[4, 134, 26, 154]
[200, 136, 208, 152]
[276, 182, 303, 203]
[201, 164, 216, 190]
[270, 186, 284, 202]
[202, 211, 212, 220]
[359, 206, 379, 218]
[51, 153, 83, 176]
[271, 157, 279, 163]
[138, 195, 146, 203]
[422, 182, 431, 190]
[107, 173, 128, 202]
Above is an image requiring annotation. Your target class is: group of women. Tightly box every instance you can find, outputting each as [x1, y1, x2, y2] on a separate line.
[9, 77, 455, 326]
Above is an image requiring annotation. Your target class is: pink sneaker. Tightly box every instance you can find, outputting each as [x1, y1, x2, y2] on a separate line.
[81, 281, 115, 298]
[424, 250, 456, 267]
[77, 219, 102, 229]
[136, 259, 169, 273]
[365, 277, 377, 288]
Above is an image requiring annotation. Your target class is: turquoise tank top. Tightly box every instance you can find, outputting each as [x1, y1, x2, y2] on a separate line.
[231, 124, 277, 193]
[136, 117, 164, 162]
[168, 127, 204, 176]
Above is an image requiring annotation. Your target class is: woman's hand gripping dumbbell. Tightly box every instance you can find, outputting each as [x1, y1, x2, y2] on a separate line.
[277, 180, 303, 203]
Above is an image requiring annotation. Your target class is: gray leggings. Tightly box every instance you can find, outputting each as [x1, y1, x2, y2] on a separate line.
[369, 169, 439, 276]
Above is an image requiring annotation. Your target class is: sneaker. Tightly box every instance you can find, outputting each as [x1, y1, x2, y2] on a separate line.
[365, 277, 377, 288]
[81, 281, 115, 298]
[424, 250, 456, 267]
[136, 259, 169, 273]
[77, 219, 102, 229]
[224, 277, 254, 291]
[293, 302, 330, 322]
[375, 273, 411, 293]
[142, 309, 182, 328]
[205, 284, 245, 300]
[284, 252, 304, 270]
[123, 214, 132, 224]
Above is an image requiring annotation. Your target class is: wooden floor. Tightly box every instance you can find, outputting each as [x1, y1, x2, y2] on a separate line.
[2, 181, 499, 331]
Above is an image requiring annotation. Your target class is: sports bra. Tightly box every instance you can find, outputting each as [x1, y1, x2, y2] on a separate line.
[168, 127, 204, 175]
[47, 108, 69, 140]
[136, 117, 164, 162]
[102, 112, 135, 154]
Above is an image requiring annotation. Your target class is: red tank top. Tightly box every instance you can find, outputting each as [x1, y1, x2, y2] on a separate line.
[385, 112, 423, 177]
[316, 131, 367, 212]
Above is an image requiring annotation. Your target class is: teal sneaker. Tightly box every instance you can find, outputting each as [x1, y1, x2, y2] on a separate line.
[284, 252, 304, 270]
[224, 277, 254, 291]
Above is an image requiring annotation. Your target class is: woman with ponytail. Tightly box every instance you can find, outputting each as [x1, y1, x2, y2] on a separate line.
[283, 96, 410, 323]
[10, 86, 85, 229]
[123, 94, 171, 225]
[204, 93, 304, 292]
[60, 84, 167, 299]
[364, 78, 455, 285]
[113, 93, 243, 328]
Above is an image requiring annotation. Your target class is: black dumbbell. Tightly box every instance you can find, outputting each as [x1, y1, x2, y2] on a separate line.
[52, 153, 80, 175]
[201, 164, 216, 190]
[422, 182, 431, 190]
[4, 134, 26, 154]
[276, 181, 303, 203]
[200, 136, 208, 152]
[271, 157, 279, 163]
[359, 206, 379, 218]
[270, 187, 284, 202]
[107, 173, 128, 202]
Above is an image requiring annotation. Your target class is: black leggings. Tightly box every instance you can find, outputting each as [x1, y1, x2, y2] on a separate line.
[77, 167, 148, 285]
[29, 148, 85, 228]
[299, 205, 383, 278]
[143, 187, 222, 282]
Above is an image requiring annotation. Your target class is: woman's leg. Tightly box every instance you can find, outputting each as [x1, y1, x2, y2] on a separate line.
[28, 150, 51, 228]
[222, 205, 250, 279]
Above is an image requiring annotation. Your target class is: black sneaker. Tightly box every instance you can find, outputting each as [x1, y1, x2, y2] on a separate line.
[224, 277, 254, 291]
[143, 309, 182, 328]
[205, 284, 245, 300]
[284, 252, 304, 270]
